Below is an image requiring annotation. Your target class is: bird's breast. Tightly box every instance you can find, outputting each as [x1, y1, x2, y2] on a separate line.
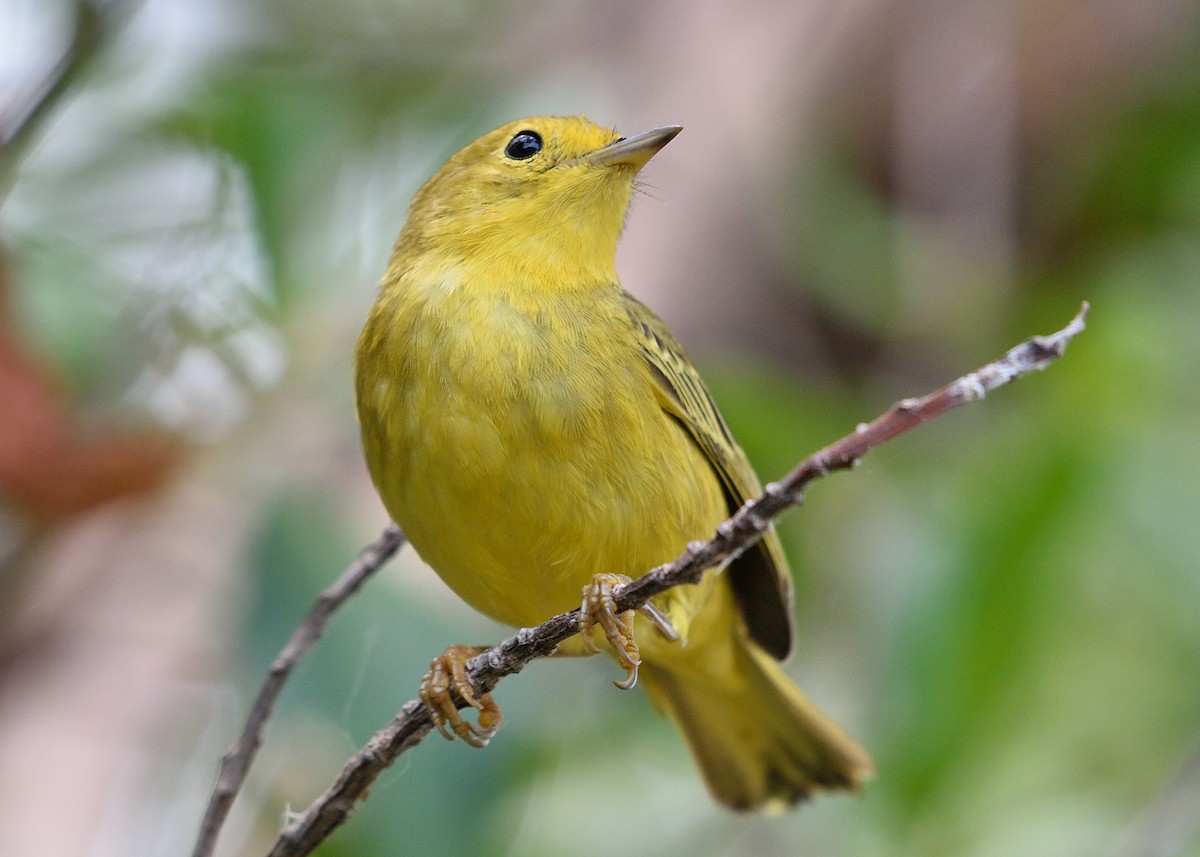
[357, 281, 725, 628]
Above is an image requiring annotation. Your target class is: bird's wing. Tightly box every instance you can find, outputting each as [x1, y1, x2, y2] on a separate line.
[622, 291, 795, 660]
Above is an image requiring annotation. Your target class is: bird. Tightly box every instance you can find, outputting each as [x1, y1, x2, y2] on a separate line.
[354, 115, 873, 810]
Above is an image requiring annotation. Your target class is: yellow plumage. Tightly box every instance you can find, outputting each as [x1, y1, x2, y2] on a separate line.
[355, 115, 872, 810]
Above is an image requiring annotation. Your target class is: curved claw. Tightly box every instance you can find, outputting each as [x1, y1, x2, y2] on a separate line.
[579, 573, 642, 690]
[612, 664, 639, 691]
[419, 645, 502, 748]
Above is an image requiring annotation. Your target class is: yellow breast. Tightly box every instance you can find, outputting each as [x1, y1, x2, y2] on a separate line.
[356, 275, 726, 631]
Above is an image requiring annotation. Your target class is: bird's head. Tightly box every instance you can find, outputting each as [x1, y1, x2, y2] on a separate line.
[394, 116, 680, 288]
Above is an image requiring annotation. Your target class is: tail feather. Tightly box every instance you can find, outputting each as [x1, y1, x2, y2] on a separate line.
[640, 640, 873, 811]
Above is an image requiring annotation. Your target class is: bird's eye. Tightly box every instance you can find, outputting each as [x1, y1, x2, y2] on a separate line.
[504, 130, 543, 160]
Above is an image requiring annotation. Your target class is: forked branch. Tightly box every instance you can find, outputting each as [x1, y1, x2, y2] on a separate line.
[190, 525, 406, 857]
[198, 303, 1089, 857]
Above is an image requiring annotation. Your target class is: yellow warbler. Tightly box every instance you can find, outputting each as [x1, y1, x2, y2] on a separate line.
[355, 115, 873, 810]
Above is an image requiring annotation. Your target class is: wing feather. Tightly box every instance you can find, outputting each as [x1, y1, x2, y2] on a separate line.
[623, 292, 794, 659]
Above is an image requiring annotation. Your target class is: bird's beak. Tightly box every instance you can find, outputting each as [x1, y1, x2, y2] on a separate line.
[587, 125, 682, 170]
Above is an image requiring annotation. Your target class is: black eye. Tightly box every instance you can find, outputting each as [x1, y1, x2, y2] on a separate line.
[504, 130, 543, 160]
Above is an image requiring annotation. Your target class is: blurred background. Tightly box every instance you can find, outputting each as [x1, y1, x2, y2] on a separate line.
[2, 0, 1198, 855]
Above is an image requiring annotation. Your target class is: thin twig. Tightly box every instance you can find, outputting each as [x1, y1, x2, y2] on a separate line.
[190, 524, 407, 857]
[0, 0, 136, 198]
[259, 303, 1089, 857]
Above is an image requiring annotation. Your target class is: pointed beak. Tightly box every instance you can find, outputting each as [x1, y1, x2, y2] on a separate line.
[587, 125, 682, 170]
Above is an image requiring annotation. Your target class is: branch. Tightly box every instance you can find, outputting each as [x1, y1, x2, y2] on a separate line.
[0, 0, 136, 198]
[260, 302, 1089, 857]
[190, 524, 407, 857]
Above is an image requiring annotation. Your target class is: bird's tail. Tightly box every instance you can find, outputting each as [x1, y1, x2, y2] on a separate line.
[639, 635, 874, 811]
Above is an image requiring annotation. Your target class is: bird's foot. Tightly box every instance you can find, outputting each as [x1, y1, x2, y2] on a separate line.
[579, 573, 678, 690]
[419, 644, 502, 747]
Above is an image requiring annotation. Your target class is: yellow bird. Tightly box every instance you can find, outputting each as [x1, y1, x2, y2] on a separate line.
[355, 115, 873, 810]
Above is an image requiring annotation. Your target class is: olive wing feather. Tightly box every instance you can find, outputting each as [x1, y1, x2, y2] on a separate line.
[622, 292, 795, 660]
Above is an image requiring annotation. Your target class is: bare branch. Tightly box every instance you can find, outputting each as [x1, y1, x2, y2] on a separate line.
[0, 0, 138, 198]
[259, 303, 1089, 857]
[190, 524, 407, 857]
